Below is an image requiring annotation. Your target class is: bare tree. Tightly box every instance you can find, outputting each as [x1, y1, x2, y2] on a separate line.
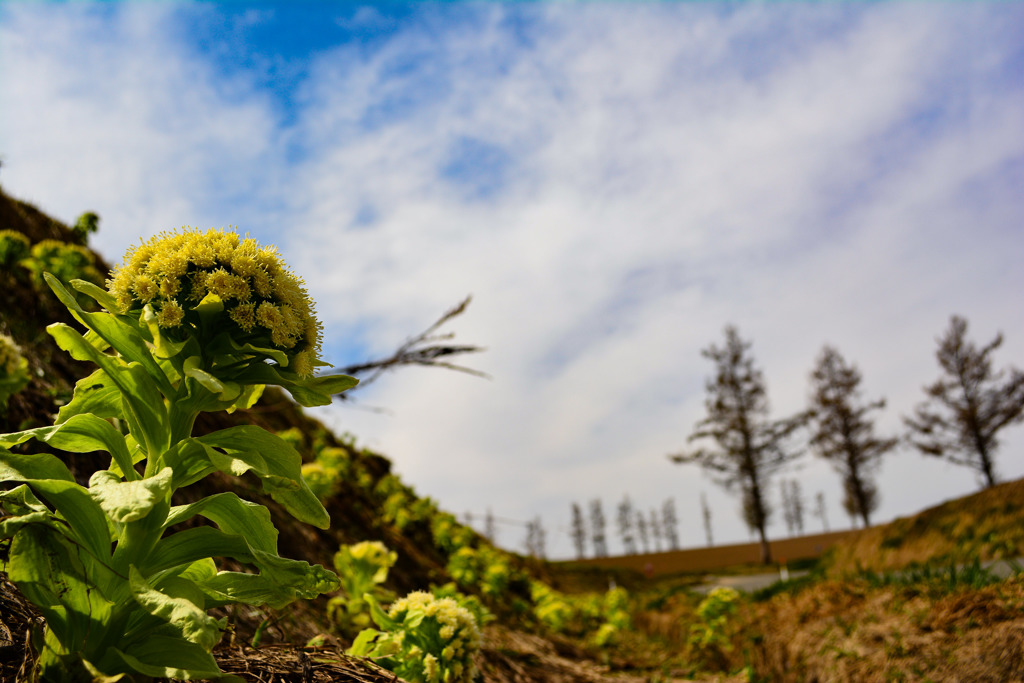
[808, 346, 896, 527]
[484, 508, 496, 544]
[617, 496, 637, 555]
[590, 499, 608, 558]
[701, 493, 714, 547]
[649, 509, 663, 552]
[536, 517, 546, 559]
[328, 297, 487, 396]
[781, 480, 796, 536]
[635, 511, 650, 554]
[814, 491, 830, 533]
[905, 315, 1024, 489]
[661, 498, 680, 551]
[570, 502, 587, 560]
[524, 517, 546, 559]
[788, 480, 805, 536]
[670, 326, 806, 563]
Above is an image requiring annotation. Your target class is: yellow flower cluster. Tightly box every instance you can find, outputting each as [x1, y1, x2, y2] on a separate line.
[387, 591, 481, 682]
[106, 228, 322, 376]
[348, 540, 397, 567]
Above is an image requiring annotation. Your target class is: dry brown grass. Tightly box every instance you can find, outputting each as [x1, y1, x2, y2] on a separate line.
[825, 478, 1024, 576]
[744, 575, 1024, 682]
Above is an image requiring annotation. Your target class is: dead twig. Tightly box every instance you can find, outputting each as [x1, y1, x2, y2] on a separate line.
[328, 296, 488, 397]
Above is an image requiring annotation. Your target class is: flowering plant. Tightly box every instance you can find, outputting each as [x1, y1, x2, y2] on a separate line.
[689, 587, 740, 652]
[530, 581, 575, 634]
[301, 446, 350, 500]
[588, 586, 631, 647]
[328, 541, 397, 633]
[0, 333, 30, 408]
[350, 591, 481, 683]
[0, 229, 30, 267]
[0, 229, 356, 680]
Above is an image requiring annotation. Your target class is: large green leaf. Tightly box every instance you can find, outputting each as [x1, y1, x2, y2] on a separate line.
[164, 492, 278, 554]
[57, 369, 123, 423]
[109, 498, 170, 589]
[104, 637, 233, 681]
[0, 449, 74, 482]
[89, 468, 172, 523]
[0, 413, 137, 481]
[198, 552, 339, 610]
[0, 484, 48, 516]
[182, 356, 241, 402]
[195, 426, 330, 529]
[0, 509, 59, 541]
[46, 274, 175, 398]
[28, 479, 114, 566]
[7, 525, 113, 656]
[128, 566, 223, 651]
[159, 439, 219, 489]
[231, 364, 358, 407]
[140, 526, 256, 575]
[48, 323, 171, 457]
[285, 373, 360, 407]
[70, 278, 120, 313]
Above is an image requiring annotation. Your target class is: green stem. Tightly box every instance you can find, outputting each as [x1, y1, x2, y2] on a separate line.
[169, 402, 200, 448]
[110, 500, 170, 600]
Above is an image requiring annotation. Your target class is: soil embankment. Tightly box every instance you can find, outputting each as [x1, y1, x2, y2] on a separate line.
[558, 528, 858, 576]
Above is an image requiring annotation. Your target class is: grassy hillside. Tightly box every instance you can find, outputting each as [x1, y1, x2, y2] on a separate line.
[824, 477, 1024, 575]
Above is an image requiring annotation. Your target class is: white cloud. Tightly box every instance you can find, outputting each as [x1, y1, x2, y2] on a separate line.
[0, 4, 284, 260]
[2, 2, 1022, 558]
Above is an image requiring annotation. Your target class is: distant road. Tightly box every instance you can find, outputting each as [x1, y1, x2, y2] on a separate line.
[692, 557, 1022, 594]
[692, 569, 809, 595]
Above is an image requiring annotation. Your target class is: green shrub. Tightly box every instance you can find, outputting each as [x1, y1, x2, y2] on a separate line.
[530, 581, 575, 634]
[587, 586, 631, 647]
[431, 511, 476, 553]
[27, 239, 104, 290]
[72, 211, 99, 244]
[0, 333, 31, 408]
[447, 545, 512, 598]
[302, 446, 351, 500]
[0, 230, 30, 267]
[689, 587, 741, 660]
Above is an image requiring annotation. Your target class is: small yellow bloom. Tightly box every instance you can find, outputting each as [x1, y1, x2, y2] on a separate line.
[188, 270, 209, 302]
[132, 274, 158, 302]
[159, 274, 181, 298]
[423, 654, 439, 682]
[230, 302, 257, 331]
[256, 301, 287, 339]
[157, 300, 185, 327]
[230, 242, 260, 277]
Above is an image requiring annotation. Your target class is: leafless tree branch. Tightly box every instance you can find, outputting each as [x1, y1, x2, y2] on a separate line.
[327, 296, 488, 398]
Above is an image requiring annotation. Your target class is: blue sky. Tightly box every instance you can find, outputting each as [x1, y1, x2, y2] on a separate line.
[2, 2, 1023, 559]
